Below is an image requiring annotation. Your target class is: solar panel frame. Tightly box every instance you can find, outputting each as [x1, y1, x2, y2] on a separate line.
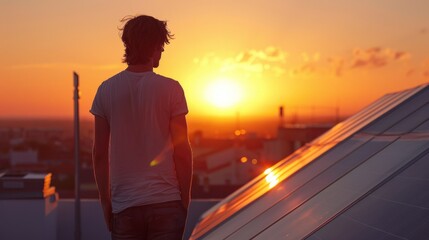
[312, 85, 424, 145]
[363, 87, 429, 134]
[413, 119, 429, 133]
[385, 103, 429, 134]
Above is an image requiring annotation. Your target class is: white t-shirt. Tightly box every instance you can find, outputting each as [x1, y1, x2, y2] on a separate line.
[90, 70, 188, 213]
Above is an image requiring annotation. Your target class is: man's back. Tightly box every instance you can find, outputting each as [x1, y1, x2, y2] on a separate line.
[91, 70, 188, 213]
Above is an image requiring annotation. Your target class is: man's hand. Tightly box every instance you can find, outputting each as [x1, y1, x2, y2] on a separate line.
[170, 114, 193, 210]
[93, 115, 112, 231]
[101, 200, 113, 232]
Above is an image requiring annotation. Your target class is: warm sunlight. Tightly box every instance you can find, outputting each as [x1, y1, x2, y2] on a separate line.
[264, 167, 279, 189]
[204, 78, 243, 108]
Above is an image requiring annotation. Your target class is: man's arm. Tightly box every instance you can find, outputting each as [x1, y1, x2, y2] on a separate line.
[170, 114, 193, 210]
[92, 115, 112, 231]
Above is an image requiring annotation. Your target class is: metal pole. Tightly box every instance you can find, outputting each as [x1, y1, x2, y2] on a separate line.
[279, 106, 284, 127]
[73, 72, 81, 240]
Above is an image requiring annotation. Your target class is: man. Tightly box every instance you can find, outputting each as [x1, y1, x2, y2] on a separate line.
[90, 15, 192, 240]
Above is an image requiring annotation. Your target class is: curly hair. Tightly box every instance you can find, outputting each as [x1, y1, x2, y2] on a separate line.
[120, 15, 174, 65]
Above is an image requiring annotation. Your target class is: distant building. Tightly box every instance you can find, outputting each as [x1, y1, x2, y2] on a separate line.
[9, 149, 38, 166]
[194, 146, 260, 186]
[262, 124, 331, 162]
[24, 128, 63, 144]
[0, 127, 63, 145]
[0, 128, 24, 143]
[190, 130, 265, 198]
[0, 129, 9, 143]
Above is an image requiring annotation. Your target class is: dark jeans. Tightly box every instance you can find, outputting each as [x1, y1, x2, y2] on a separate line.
[111, 200, 187, 240]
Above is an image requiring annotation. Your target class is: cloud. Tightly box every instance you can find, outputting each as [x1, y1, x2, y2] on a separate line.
[236, 47, 286, 64]
[289, 52, 324, 76]
[406, 59, 429, 78]
[290, 62, 318, 76]
[394, 51, 409, 60]
[350, 47, 410, 69]
[194, 46, 287, 77]
[194, 46, 413, 79]
[288, 47, 411, 78]
[327, 57, 345, 77]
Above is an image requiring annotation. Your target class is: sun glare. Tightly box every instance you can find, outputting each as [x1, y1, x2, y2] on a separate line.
[205, 79, 242, 108]
[264, 167, 279, 189]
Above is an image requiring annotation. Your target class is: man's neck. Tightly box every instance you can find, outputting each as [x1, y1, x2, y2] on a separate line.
[126, 64, 153, 73]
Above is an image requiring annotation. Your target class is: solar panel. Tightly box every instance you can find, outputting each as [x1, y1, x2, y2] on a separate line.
[308, 150, 429, 240]
[413, 119, 429, 133]
[363, 87, 429, 134]
[312, 84, 424, 145]
[201, 136, 370, 239]
[386, 103, 429, 134]
[190, 83, 429, 240]
[253, 137, 429, 240]
[223, 136, 393, 240]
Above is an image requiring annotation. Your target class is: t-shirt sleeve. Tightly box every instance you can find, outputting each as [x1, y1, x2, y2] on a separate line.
[171, 81, 189, 117]
[90, 83, 107, 119]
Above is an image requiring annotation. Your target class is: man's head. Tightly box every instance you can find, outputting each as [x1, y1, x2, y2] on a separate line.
[120, 15, 173, 67]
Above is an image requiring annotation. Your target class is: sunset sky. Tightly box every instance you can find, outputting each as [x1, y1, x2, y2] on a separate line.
[1, 1, 428, 129]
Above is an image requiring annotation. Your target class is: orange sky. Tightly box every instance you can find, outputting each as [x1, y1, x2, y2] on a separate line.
[1, 1, 428, 128]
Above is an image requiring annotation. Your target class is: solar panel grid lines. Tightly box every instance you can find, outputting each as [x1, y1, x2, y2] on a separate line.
[386, 103, 429, 135]
[309, 150, 429, 240]
[331, 214, 409, 240]
[309, 93, 394, 144]
[370, 190, 428, 211]
[312, 85, 420, 146]
[396, 151, 429, 182]
[335, 86, 422, 141]
[414, 119, 429, 133]
[253, 138, 429, 240]
[364, 86, 429, 135]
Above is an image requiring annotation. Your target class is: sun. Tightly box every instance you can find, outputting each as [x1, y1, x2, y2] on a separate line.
[204, 79, 243, 108]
